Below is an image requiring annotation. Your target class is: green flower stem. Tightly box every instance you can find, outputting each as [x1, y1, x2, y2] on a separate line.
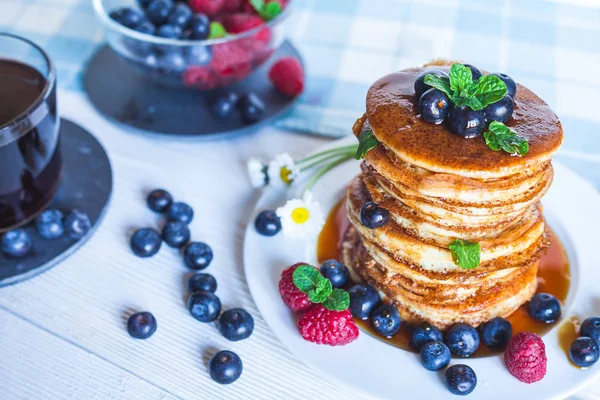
[299, 149, 356, 172]
[296, 145, 358, 167]
[304, 153, 355, 193]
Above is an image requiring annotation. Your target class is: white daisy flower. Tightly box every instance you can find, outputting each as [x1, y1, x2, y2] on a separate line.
[267, 153, 300, 189]
[276, 192, 324, 239]
[247, 158, 268, 188]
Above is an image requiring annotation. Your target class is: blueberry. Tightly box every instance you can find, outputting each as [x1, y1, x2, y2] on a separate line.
[479, 317, 512, 350]
[490, 72, 517, 98]
[446, 106, 485, 138]
[161, 221, 190, 248]
[319, 260, 350, 288]
[147, 189, 173, 213]
[127, 311, 157, 339]
[130, 228, 162, 257]
[528, 293, 561, 323]
[580, 317, 600, 344]
[410, 322, 443, 351]
[419, 88, 450, 124]
[254, 210, 281, 237]
[166, 202, 194, 224]
[414, 69, 449, 99]
[348, 284, 381, 320]
[570, 337, 600, 368]
[183, 242, 213, 269]
[35, 209, 64, 239]
[444, 364, 477, 396]
[112, 7, 145, 29]
[188, 14, 210, 40]
[146, 0, 174, 26]
[138, 0, 153, 8]
[483, 95, 514, 124]
[420, 341, 451, 371]
[212, 93, 239, 119]
[445, 323, 480, 357]
[64, 209, 92, 240]
[239, 93, 265, 123]
[156, 24, 182, 39]
[157, 50, 186, 75]
[188, 272, 217, 293]
[188, 290, 221, 322]
[464, 64, 482, 80]
[370, 304, 401, 337]
[167, 2, 192, 29]
[185, 45, 212, 65]
[209, 350, 243, 385]
[135, 21, 156, 36]
[360, 201, 389, 229]
[1, 229, 32, 258]
[218, 308, 254, 341]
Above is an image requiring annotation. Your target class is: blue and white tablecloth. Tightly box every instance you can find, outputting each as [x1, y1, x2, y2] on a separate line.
[1, 0, 600, 187]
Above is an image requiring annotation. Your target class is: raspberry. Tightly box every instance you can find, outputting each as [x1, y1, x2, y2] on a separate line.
[221, 13, 264, 34]
[297, 305, 359, 346]
[279, 263, 313, 312]
[269, 57, 304, 97]
[188, 0, 225, 16]
[210, 42, 252, 82]
[223, 0, 243, 12]
[182, 66, 218, 89]
[504, 332, 547, 383]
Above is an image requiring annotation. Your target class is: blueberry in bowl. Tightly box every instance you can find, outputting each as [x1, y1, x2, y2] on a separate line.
[93, 0, 294, 90]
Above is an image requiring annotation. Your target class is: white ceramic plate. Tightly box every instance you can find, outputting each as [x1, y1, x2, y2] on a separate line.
[243, 137, 600, 400]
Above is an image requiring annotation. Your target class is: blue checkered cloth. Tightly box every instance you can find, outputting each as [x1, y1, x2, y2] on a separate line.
[2, 0, 600, 187]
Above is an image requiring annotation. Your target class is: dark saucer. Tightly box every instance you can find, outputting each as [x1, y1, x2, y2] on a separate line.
[0, 119, 113, 286]
[83, 41, 303, 139]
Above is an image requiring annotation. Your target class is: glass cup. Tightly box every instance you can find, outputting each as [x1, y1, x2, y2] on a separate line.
[0, 33, 62, 232]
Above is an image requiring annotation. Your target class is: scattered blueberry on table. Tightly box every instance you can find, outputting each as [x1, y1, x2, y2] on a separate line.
[64, 209, 92, 239]
[1, 229, 32, 258]
[183, 242, 213, 269]
[188, 272, 217, 293]
[130, 227, 163, 257]
[528, 292, 562, 323]
[445, 323, 480, 357]
[319, 260, 349, 289]
[420, 341, 451, 371]
[166, 201, 194, 224]
[479, 317, 513, 350]
[254, 210, 281, 237]
[209, 350, 243, 385]
[410, 322, 443, 351]
[444, 364, 477, 396]
[35, 209, 64, 239]
[212, 92, 239, 120]
[127, 311, 158, 339]
[147, 188, 173, 213]
[218, 308, 254, 342]
[188, 290, 221, 322]
[370, 304, 401, 338]
[162, 221, 191, 248]
[347, 284, 381, 320]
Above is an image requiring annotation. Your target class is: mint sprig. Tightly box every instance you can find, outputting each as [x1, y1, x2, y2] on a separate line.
[209, 22, 227, 39]
[355, 128, 379, 160]
[484, 121, 529, 156]
[423, 64, 507, 111]
[250, 0, 283, 21]
[448, 239, 481, 270]
[292, 264, 350, 311]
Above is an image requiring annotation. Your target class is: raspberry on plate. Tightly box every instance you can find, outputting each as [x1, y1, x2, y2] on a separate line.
[268, 57, 304, 97]
[188, 0, 225, 16]
[504, 332, 547, 383]
[279, 263, 314, 312]
[297, 305, 359, 346]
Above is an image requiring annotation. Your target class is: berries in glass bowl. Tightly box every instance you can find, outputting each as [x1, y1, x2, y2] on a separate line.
[93, 0, 292, 90]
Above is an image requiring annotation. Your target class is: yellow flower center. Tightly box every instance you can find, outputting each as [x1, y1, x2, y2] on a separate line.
[280, 167, 293, 184]
[291, 207, 310, 224]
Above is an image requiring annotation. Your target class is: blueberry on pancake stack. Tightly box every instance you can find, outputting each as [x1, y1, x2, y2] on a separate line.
[342, 60, 563, 330]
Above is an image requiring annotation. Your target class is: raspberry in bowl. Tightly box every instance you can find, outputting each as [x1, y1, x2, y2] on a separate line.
[92, 0, 292, 90]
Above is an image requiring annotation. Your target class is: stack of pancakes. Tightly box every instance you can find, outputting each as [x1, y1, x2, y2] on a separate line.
[341, 64, 563, 330]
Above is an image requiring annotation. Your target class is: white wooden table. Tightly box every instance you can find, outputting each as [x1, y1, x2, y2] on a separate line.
[1, 91, 599, 400]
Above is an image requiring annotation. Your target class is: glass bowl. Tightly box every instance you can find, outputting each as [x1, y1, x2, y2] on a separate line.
[93, 0, 292, 90]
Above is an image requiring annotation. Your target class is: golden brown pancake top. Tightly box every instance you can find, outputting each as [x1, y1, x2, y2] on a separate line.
[365, 67, 564, 177]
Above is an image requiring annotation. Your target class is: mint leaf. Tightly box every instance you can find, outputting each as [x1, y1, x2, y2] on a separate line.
[423, 74, 451, 97]
[449, 64, 474, 95]
[307, 277, 332, 303]
[484, 121, 529, 156]
[292, 265, 321, 293]
[355, 128, 378, 160]
[249, 0, 265, 13]
[472, 75, 507, 110]
[322, 289, 350, 311]
[209, 22, 227, 39]
[261, 1, 282, 21]
[449, 239, 481, 270]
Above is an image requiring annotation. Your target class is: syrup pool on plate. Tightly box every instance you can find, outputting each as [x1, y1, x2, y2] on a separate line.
[317, 199, 571, 358]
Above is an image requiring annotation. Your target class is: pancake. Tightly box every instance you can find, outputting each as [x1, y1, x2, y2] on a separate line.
[364, 68, 563, 179]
